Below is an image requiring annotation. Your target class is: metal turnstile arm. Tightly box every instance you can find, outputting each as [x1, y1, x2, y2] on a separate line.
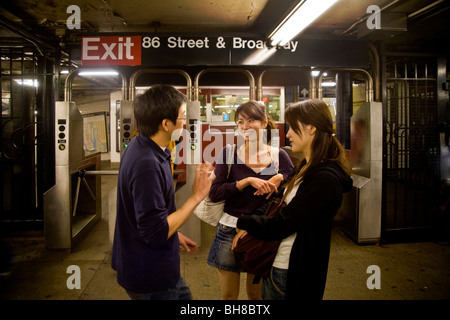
[72, 170, 97, 216]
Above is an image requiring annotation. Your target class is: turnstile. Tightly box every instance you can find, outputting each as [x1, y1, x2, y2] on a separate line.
[44, 101, 101, 250]
[336, 102, 383, 243]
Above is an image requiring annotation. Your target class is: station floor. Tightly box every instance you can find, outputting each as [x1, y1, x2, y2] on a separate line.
[1, 162, 450, 301]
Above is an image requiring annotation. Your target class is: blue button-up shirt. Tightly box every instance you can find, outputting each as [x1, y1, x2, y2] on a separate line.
[112, 134, 179, 293]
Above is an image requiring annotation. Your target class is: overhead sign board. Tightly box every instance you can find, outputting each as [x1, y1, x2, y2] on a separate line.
[82, 36, 142, 66]
[81, 35, 369, 68]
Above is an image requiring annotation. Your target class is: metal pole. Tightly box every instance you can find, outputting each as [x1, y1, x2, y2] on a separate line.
[84, 170, 119, 175]
[129, 69, 192, 101]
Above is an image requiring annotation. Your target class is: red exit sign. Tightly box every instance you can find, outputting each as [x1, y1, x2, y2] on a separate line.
[82, 36, 141, 66]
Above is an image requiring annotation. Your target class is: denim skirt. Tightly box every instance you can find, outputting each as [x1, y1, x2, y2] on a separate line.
[207, 223, 244, 273]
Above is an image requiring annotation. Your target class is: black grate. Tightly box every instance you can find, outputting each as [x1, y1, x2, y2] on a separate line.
[384, 57, 441, 239]
[0, 47, 39, 221]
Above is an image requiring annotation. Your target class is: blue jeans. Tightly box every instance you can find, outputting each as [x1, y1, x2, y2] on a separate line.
[126, 276, 192, 300]
[261, 267, 288, 300]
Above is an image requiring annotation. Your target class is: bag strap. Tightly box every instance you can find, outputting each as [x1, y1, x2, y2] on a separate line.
[265, 186, 289, 217]
[275, 184, 290, 209]
[270, 146, 280, 174]
[225, 144, 235, 179]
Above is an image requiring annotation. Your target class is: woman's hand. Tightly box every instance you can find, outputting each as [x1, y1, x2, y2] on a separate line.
[238, 177, 277, 197]
[232, 229, 248, 250]
[256, 173, 284, 199]
[252, 175, 283, 198]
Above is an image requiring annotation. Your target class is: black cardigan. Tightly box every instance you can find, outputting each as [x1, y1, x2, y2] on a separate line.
[237, 160, 352, 300]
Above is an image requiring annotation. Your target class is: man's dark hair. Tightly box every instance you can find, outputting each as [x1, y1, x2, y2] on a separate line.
[133, 84, 187, 137]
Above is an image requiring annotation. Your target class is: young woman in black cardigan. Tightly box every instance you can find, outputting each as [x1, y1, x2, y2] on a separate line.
[233, 99, 352, 300]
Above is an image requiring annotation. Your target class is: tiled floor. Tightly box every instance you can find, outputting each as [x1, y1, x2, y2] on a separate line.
[1, 166, 449, 301]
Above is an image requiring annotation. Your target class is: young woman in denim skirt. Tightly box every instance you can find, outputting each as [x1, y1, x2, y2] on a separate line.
[207, 101, 294, 300]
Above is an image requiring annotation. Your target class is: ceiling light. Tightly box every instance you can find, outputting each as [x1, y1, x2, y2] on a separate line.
[269, 0, 339, 46]
[78, 70, 118, 76]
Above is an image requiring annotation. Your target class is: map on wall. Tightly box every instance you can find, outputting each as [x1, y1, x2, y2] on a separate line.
[83, 113, 108, 153]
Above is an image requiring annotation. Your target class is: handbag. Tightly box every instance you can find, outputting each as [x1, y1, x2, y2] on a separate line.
[193, 144, 235, 226]
[233, 188, 288, 279]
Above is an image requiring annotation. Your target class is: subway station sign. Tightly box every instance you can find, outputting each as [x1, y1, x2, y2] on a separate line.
[81, 35, 369, 68]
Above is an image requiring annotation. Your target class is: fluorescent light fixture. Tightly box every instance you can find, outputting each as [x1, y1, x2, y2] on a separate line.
[321, 82, 336, 87]
[78, 70, 119, 76]
[269, 0, 339, 46]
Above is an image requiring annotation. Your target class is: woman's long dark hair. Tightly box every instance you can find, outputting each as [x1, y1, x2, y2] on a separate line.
[284, 99, 351, 193]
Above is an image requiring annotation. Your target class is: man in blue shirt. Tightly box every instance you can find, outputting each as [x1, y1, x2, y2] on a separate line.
[112, 85, 213, 299]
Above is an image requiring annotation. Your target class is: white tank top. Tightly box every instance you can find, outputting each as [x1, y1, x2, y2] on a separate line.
[272, 181, 300, 269]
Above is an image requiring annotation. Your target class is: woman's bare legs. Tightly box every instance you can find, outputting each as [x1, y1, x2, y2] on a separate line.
[217, 269, 262, 300]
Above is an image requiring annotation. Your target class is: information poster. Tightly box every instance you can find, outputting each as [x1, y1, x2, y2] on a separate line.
[83, 113, 108, 153]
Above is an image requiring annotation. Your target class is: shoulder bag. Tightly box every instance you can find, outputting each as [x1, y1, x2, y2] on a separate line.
[233, 193, 287, 279]
[193, 144, 235, 226]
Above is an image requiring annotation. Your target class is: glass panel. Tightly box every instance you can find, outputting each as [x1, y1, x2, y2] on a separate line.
[211, 94, 244, 123]
[263, 94, 281, 121]
[204, 87, 283, 123]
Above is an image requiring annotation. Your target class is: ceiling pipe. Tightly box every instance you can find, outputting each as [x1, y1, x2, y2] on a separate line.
[408, 0, 446, 19]
[0, 16, 55, 55]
